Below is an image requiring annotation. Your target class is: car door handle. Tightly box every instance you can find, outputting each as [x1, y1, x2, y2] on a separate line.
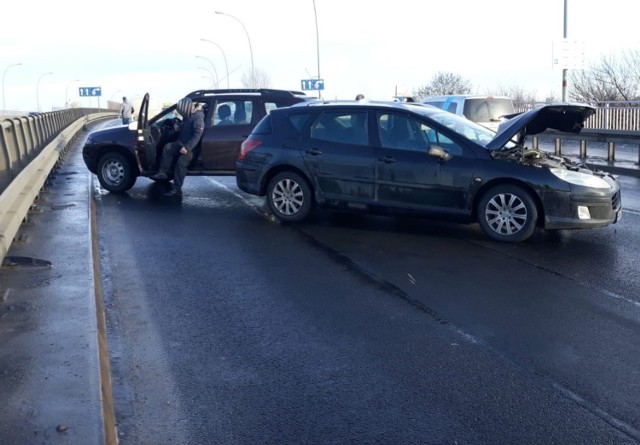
[379, 156, 396, 163]
[306, 148, 323, 156]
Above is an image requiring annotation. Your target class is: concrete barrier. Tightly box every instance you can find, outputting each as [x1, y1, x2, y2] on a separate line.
[0, 113, 115, 264]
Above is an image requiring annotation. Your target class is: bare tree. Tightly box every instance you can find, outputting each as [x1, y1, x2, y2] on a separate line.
[486, 82, 538, 104]
[570, 50, 640, 103]
[412, 72, 472, 100]
[241, 68, 272, 89]
[624, 48, 640, 83]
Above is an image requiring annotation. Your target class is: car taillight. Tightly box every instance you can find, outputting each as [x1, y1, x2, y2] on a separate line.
[238, 139, 262, 160]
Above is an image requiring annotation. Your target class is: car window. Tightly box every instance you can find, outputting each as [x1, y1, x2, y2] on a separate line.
[310, 111, 368, 145]
[212, 100, 253, 126]
[377, 112, 465, 156]
[429, 112, 495, 148]
[377, 112, 430, 152]
[288, 113, 314, 133]
[462, 98, 514, 122]
[265, 101, 298, 115]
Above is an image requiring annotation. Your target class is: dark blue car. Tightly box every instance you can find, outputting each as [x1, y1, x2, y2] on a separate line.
[236, 101, 621, 242]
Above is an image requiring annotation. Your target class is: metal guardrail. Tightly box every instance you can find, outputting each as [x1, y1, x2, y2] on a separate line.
[1, 108, 103, 193]
[0, 109, 118, 264]
[533, 129, 640, 165]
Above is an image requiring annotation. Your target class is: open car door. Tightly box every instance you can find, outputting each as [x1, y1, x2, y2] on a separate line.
[133, 93, 154, 173]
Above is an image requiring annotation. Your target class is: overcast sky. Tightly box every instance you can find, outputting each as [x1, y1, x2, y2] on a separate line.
[1, 0, 638, 112]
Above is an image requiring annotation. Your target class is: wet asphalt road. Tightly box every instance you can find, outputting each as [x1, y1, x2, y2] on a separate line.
[1, 120, 640, 444]
[92, 160, 640, 442]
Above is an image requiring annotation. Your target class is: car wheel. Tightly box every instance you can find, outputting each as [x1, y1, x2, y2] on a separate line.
[477, 184, 537, 242]
[97, 152, 136, 193]
[267, 171, 313, 222]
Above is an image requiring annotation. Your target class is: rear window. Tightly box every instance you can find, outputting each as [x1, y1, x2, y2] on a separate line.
[462, 98, 514, 123]
[423, 100, 456, 113]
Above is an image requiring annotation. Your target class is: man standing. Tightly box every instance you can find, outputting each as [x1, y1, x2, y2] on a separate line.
[151, 98, 205, 197]
[119, 97, 134, 125]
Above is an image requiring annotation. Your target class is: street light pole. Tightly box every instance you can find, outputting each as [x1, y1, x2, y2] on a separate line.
[65, 79, 80, 107]
[201, 38, 230, 89]
[197, 67, 216, 88]
[196, 55, 219, 88]
[562, 0, 568, 102]
[2, 62, 23, 115]
[37, 71, 53, 113]
[312, 0, 321, 99]
[215, 11, 254, 76]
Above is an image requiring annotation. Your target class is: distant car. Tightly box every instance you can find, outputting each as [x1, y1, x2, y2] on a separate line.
[236, 100, 622, 242]
[422, 95, 515, 131]
[82, 88, 311, 192]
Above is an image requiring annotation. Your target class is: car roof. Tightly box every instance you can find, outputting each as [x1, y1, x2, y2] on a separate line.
[288, 99, 439, 112]
[185, 88, 309, 100]
[423, 94, 512, 101]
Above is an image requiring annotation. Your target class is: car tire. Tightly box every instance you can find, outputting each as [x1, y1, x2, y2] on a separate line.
[477, 184, 538, 242]
[97, 152, 136, 193]
[266, 171, 313, 222]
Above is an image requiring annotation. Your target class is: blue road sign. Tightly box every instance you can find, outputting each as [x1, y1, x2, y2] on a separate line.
[79, 87, 102, 97]
[301, 79, 325, 91]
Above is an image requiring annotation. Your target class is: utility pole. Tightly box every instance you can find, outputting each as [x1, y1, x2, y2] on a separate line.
[562, 0, 568, 102]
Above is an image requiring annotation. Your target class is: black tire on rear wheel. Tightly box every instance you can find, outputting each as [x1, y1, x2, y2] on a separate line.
[477, 184, 538, 242]
[97, 152, 136, 193]
[266, 171, 313, 222]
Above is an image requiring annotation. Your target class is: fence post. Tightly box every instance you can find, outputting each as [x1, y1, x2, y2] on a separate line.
[579, 140, 587, 159]
[607, 142, 615, 162]
[555, 138, 561, 156]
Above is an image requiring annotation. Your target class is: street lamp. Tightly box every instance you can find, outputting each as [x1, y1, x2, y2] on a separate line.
[200, 38, 230, 89]
[65, 79, 80, 107]
[312, 0, 321, 99]
[195, 55, 219, 88]
[562, 0, 568, 102]
[215, 11, 254, 75]
[197, 67, 216, 88]
[36, 71, 53, 113]
[2, 62, 23, 115]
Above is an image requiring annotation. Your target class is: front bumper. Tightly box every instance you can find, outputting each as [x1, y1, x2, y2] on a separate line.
[542, 188, 622, 230]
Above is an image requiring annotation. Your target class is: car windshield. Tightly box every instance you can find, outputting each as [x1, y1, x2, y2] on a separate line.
[462, 98, 514, 123]
[426, 110, 496, 147]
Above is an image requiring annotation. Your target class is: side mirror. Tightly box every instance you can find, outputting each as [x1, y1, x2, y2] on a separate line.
[428, 146, 452, 161]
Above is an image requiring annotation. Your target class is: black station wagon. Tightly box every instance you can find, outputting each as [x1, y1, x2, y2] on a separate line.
[235, 101, 622, 242]
[82, 89, 310, 192]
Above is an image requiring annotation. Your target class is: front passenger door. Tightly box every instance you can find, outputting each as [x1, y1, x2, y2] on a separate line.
[375, 111, 477, 215]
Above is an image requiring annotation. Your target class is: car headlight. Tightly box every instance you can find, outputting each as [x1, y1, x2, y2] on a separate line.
[550, 168, 611, 189]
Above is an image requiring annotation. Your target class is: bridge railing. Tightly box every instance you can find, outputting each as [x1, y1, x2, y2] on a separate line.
[1, 109, 118, 264]
[1, 109, 105, 193]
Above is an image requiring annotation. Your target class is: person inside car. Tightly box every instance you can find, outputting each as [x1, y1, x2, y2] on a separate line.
[217, 104, 233, 125]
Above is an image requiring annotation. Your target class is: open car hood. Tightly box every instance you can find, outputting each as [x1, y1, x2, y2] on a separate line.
[485, 103, 596, 151]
